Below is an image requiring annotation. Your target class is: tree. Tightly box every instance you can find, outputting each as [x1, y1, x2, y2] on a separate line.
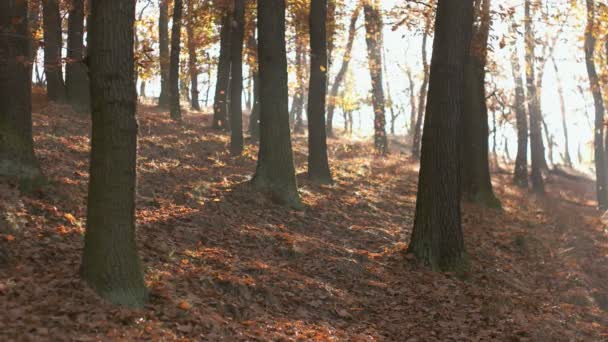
[408, 0, 473, 272]
[510, 22, 528, 188]
[229, 0, 245, 155]
[326, 5, 361, 137]
[82, 0, 147, 307]
[158, 0, 170, 107]
[66, 0, 90, 112]
[551, 57, 572, 168]
[252, 0, 301, 209]
[170, 0, 184, 121]
[0, 0, 42, 182]
[42, 0, 66, 102]
[246, 31, 260, 140]
[411, 13, 432, 159]
[186, 0, 201, 111]
[213, 12, 231, 129]
[307, 0, 333, 184]
[461, 0, 500, 208]
[291, 43, 306, 133]
[524, 0, 545, 194]
[363, 0, 388, 155]
[584, 0, 607, 208]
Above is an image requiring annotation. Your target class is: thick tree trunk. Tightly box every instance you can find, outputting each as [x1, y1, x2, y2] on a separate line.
[307, 0, 333, 184]
[42, 0, 66, 102]
[170, 0, 184, 121]
[82, 0, 147, 307]
[584, 0, 608, 208]
[524, 0, 545, 194]
[461, 0, 500, 208]
[412, 16, 432, 159]
[186, 1, 200, 111]
[326, 5, 360, 137]
[363, 1, 388, 155]
[408, 0, 473, 272]
[66, 0, 90, 112]
[158, 0, 170, 107]
[213, 13, 231, 129]
[510, 25, 529, 188]
[0, 0, 42, 182]
[252, 0, 301, 209]
[229, 0, 245, 155]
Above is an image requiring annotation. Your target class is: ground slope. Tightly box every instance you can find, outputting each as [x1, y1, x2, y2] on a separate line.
[0, 100, 607, 340]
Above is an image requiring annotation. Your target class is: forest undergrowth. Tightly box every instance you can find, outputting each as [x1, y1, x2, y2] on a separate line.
[0, 95, 607, 340]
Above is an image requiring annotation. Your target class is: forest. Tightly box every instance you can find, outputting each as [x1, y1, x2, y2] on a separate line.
[1, 0, 608, 340]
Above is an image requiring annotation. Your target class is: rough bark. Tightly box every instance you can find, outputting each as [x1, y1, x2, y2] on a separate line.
[229, 0, 245, 155]
[524, 0, 545, 194]
[82, 0, 147, 307]
[213, 13, 231, 129]
[252, 0, 301, 209]
[0, 0, 42, 182]
[584, 0, 608, 208]
[186, 0, 200, 111]
[363, 0, 388, 155]
[510, 24, 529, 188]
[42, 0, 66, 102]
[461, 0, 500, 208]
[408, 0, 473, 272]
[326, 5, 360, 137]
[66, 0, 90, 112]
[158, 0, 170, 107]
[307, 0, 333, 184]
[170, 0, 184, 120]
[412, 16, 432, 159]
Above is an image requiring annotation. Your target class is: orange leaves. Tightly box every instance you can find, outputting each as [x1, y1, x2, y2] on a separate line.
[177, 301, 192, 311]
[3, 234, 15, 242]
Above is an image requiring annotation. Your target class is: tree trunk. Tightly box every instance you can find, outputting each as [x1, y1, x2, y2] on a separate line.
[42, 0, 66, 102]
[307, 0, 333, 184]
[412, 16, 432, 159]
[213, 13, 231, 129]
[169, 0, 184, 121]
[246, 34, 260, 140]
[408, 0, 473, 272]
[229, 0, 245, 155]
[158, 0, 170, 107]
[252, 0, 301, 209]
[510, 23, 529, 188]
[407, 68, 416, 135]
[82, 0, 147, 308]
[186, 1, 200, 111]
[66, 0, 90, 113]
[363, 0, 388, 155]
[293, 43, 306, 133]
[326, 5, 360, 137]
[0, 0, 42, 182]
[584, 0, 607, 208]
[524, 0, 545, 194]
[548, 61, 567, 168]
[461, 0, 500, 208]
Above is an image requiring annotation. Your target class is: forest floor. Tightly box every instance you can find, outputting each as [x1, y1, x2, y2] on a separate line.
[0, 95, 608, 340]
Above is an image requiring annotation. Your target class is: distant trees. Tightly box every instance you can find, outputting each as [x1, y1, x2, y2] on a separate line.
[158, 0, 170, 108]
[81, 0, 147, 307]
[408, 0, 473, 271]
[584, 0, 607, 208]
[213, 11, 232, 129]
[186, 0, 201, 111]
[169, 0, 184, 121]
[66, 0, 90, 112]
[307, 0, 333, 184]
[0, 0, 42, 182]
[229, 0, 246, 155]
[510, 22, 528, 188]
[252, 0, 301, 209]
[42, 0, 66, 102]
[363, 0, 388, 155]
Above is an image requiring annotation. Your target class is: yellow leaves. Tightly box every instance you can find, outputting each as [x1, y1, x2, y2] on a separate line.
[320, 65, 327, 72]
[64, 213, 78, 225]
